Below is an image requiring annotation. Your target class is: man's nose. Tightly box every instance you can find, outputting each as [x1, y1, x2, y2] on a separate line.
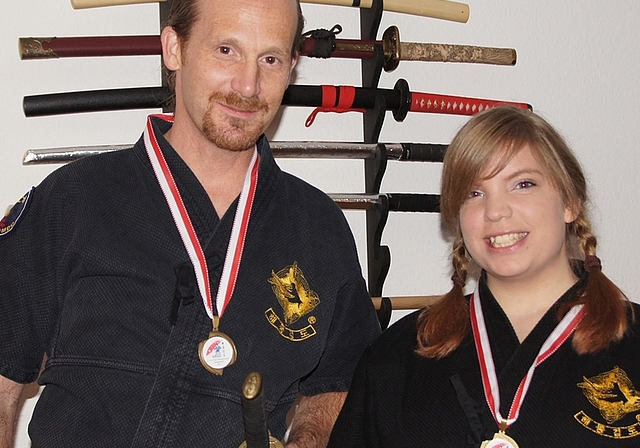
[231, 59, 260, 99]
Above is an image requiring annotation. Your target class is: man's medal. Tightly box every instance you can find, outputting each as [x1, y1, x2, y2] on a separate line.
[470, 285, 585, 447]
[144, 114, 259, 375]
[198, 316, 238, 375]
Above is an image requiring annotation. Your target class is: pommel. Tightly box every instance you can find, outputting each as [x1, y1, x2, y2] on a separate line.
[242, 371, 263, 401]
[19, 37, 58, 60]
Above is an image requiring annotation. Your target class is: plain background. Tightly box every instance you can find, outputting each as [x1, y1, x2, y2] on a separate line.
[2, 1, 639, 445]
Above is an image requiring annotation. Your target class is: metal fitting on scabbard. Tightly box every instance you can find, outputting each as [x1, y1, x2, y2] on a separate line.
[19, 37, 58, 59]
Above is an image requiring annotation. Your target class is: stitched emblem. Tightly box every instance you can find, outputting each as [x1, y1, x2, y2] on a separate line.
[0, 188, 34, 238]
[265, 261, 319, 341]
[574, 366, 640, 439]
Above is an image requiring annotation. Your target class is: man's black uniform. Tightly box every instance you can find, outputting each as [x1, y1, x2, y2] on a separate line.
[0, 117, 381, 447]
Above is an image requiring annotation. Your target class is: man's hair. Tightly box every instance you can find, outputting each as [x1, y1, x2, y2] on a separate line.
[161, 0, 305, 96]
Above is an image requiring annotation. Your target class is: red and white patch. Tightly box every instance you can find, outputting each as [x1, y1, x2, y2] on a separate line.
[0, 188, 34, 238]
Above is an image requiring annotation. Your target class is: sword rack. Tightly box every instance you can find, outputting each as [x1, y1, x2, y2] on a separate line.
[360, 0, 393, 329]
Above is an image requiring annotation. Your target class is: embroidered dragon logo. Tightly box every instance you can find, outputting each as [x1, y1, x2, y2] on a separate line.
[264, 261, 319, 341]
[574, 366, 640, 439]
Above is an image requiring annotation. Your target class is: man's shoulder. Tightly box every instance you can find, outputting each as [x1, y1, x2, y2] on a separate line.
[46, 146, 138, 182]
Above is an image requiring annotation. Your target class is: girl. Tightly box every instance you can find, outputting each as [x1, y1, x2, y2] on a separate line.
[328, 107, 639, 447]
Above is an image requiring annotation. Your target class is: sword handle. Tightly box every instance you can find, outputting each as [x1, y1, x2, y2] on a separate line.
[302, 0, 469, 22]
[70, 0, 469, 23]
[400, 42, 517, 66]
[71, 0, 166, 7]
[409, 92, 531, 115]
[239, 372, 284, 448]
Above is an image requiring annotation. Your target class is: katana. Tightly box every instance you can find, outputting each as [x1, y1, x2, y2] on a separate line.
[70, 0, 470, 23]
[19, 26, 516, 72]
[239, 372, 282, 448]
[302, 26, 516, 71]
[23, 80, 532, 120]
[23, 141, 447, 165]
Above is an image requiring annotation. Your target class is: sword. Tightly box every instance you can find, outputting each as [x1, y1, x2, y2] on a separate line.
[19, 26, 515, 71]
[303, 26, 515, 71]
[22, 141, 447, 165]
[23, 81, 532, 120]
[70, 0, 470, 23]
[239, 372, 284, 448]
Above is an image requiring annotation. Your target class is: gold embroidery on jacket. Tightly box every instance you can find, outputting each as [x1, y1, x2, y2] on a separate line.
[265, 262, 319, 341]
[574, 366, 640, 439]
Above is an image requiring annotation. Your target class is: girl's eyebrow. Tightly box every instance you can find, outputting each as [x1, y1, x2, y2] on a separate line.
[504, 168, 544, 181]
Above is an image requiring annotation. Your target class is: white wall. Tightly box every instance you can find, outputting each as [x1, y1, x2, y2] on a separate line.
[3, 1, 639, 445]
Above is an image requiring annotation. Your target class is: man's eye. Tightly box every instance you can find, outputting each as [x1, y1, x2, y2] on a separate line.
[219, 46, 231, 55]
[265, 56, 278, 65]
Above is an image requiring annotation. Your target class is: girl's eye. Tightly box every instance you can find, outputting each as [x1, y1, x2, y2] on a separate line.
[467, 190, 482, 198]
[516, 180, 536, 189]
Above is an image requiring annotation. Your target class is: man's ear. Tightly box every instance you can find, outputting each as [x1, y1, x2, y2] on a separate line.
[161, 26, 182, 71]
[290, 55, 299, 73]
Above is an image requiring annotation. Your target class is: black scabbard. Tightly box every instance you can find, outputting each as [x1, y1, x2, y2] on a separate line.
[22, 85, 403, 117]
[23, 86, 172, 116]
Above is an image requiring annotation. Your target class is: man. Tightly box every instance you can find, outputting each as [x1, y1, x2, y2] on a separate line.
[0, 0, 380, 446]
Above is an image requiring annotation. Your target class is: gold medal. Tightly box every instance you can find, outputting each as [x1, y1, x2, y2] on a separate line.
[480, 430, 519, 448]
[198, 317, 237, 375]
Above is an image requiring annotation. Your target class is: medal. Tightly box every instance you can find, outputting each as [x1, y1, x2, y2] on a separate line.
[470, 285, 585, 443]
[199, 317, 238, 375]
[144, 114, 259, 375]
[481, 431, 519, 448]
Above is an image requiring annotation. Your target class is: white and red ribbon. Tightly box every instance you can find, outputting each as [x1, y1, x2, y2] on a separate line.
[143, 113, 258, 319]
[470, 285, 585, 429]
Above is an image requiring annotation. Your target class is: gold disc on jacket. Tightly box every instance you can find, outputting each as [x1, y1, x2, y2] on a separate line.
[198, 331, 237, 375]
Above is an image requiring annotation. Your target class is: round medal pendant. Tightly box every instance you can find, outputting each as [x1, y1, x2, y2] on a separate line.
[481, 432, 519, 448]
[198, 331, 237, 375]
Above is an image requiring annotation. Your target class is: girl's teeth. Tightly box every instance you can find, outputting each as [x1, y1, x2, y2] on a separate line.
[489, 233, 527, 248]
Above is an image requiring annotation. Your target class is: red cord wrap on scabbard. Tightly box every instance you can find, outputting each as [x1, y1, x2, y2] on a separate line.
[305, 85, 366, 127]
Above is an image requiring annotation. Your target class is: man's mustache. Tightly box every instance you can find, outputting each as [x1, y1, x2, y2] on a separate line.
[209, 91, 269, 113]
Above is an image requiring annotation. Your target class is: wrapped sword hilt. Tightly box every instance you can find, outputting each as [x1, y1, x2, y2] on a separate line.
[238, 372, 284, 448]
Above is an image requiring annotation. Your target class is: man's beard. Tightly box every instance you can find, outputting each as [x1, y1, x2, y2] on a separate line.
[202, 91, 270, 152]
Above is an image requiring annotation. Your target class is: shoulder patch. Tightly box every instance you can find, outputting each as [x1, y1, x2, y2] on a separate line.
[0, 187, 35, 238]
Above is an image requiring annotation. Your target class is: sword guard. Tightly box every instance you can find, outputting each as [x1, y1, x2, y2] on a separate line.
[238, 435, 284, 448]
[392, 78, 411, 122]
[382, 26, 400, 72]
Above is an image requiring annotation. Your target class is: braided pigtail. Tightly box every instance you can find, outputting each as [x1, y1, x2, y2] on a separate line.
[416, 238, 471, 358]
[562, 216, 632, 354]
